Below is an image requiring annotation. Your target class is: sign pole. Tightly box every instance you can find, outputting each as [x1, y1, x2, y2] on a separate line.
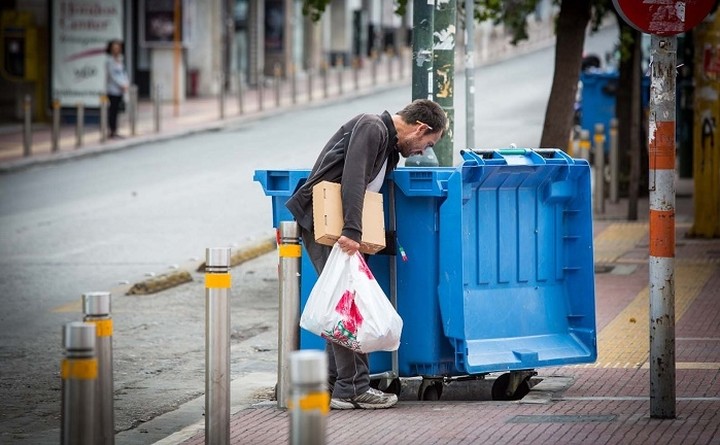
[648, 35, 677, 419]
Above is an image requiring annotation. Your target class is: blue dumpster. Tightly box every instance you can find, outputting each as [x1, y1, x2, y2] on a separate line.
[255, 148, 597, 397]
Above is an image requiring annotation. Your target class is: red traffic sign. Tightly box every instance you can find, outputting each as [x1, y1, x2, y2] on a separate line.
[613, 0, 716, 36]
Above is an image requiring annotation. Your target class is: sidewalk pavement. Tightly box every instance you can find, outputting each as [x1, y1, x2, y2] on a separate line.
[162, 181, 720, 445]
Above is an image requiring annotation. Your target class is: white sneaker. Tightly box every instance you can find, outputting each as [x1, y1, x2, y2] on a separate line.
[330, 387, 398, 410]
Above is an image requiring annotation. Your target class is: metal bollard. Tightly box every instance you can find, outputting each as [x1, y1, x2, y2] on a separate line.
[237, 71, 245, 115]
[258, 75, 265, 112]
[23, 95, 32, 157]
[335, 57, 343, 95]
[593, 123, 606, 214]
[52, 100, 61, 153]
[274, 63, 282, 107]
[353, 57, 360, 91]
[322, 61, 329, 99]
[205, 247, 231, 445]
[579, 129, 590, 162]
[83, 292, 114, 445]
[61, 322, 97, 445]
[371, 51, 378, 86]
[153, 84, 162, 133]
[76, 102, 84, 148]
[290, 63, 297, 105]
[277, 222, 301, 409]
[218, 72, 226, 119]
[609, 118, 619, 203]
[387, 50, 394, 82]
[99, 95, 108, 142]
[307, 69, 314, 102]
[128, 85, 138, 136]
[289, 350, 328, 445]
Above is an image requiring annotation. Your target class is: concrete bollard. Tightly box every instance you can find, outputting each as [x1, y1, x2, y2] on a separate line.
[205, 247, 231, 445]
[99, 95, 108, 143]
[75, 102, 84, 148]
[52, 100, 61, 153]
[128, 85, 138, 136]
[153, 84, 162, 133]
[593, 123, 606, 214]
[61, 322, 97, 445]
[277, 222, 301, 409]
[609, 118, 619, 203]
[83, 292, 114, 445]
[23, 95, 32, 157]
[290, 350, 328, 445]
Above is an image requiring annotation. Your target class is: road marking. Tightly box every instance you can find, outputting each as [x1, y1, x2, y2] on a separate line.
[52, 298, 83, 313]
[594, 222, 648, 264]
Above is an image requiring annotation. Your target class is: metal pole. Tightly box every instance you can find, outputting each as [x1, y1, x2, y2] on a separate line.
[237, 71, 245, 115]
[609, 118, 620, 203]
[99, 95, 108, 143]
[433, 0, 457, 166]
[129, 85, 138, 136]
[593, 123, 606, 214]
[153, 84, 161, 133]
[289, 350, 328, 445]
[205, 247, 231, 445]
[412, 0, 433, 102]
[61, 322, 96, 445]
[258, 73, 265, 112]
[52, 100, 61, 153]
[277, 222, 301, 409]
[83, 292, 114, 445]
[649, 35, 676, 420]
[23, 95, 32, 157]
[76, 103, 84, 148]
[465, 0, 476, 150]
[218, 72, 226, 119]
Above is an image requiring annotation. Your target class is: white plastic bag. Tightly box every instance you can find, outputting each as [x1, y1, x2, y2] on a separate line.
[300, 243, 403, 353]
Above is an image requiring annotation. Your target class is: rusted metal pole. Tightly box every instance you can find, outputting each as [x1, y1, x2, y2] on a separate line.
[648, 34, 676, 420]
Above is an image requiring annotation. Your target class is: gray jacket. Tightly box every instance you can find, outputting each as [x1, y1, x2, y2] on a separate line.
[286, 111, 399, 243]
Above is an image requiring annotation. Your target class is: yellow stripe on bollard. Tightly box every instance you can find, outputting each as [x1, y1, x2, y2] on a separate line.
[205, 273, 231, 289]
[61, 358, 98, 380]
[278, 244, 301, 258]
[288, 391, 330, 414]
[89, 319, 113, 337]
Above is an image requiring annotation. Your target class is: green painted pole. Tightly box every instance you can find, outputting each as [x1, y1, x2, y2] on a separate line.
[412, 0, 434, 101]
[433, 0, 456, 166]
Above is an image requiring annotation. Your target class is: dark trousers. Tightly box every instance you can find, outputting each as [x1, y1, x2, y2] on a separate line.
[300, 226, 371, 399]
[107, 94, 123, 136]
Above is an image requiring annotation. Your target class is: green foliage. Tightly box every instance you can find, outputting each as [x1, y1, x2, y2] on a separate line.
[302, 0, 332, 22]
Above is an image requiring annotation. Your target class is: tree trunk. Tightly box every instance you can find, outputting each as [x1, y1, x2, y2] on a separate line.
[539, 0, 591, 148]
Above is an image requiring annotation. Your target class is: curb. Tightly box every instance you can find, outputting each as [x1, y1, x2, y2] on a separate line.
[126, 236, 277, 296]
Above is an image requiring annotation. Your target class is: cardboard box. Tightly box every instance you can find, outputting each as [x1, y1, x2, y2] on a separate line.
[312, 181, 386, 254]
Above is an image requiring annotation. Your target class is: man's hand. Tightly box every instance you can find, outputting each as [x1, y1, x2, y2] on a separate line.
[337, 235, 360, 256]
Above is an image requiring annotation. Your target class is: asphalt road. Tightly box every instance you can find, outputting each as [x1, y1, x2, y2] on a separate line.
[0, 24, 617, 444]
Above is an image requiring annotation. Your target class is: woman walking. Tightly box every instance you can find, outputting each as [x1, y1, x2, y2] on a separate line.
[106, 39, 129, 139]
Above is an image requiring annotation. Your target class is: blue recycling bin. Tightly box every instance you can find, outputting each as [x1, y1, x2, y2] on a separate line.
[579, 70, 650, 146]
[254, 148, 597, 383]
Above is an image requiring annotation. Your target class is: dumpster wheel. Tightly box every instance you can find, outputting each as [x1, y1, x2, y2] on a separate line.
[418, 378, 444, 401]
[491, 371, 536, 401]
[370, 377, 402, 396]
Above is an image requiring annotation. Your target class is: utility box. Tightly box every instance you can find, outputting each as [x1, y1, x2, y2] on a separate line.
[312, 181, 385, 254]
